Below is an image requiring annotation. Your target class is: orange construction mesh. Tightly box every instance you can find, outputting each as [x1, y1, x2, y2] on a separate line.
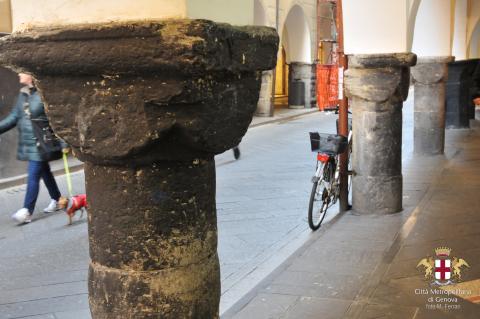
[316, 64, 339, 111]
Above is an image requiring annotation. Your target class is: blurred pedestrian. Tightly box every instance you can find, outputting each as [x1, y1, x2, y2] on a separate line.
[0, 73, 67, 224]
[233, 146, 240, 160]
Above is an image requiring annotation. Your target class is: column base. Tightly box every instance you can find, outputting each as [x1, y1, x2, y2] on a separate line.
[353, 175, 403, 214]
[89, 256, 220, 318]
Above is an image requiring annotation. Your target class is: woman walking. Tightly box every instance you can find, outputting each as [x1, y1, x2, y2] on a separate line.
[0, 73, 66, 224]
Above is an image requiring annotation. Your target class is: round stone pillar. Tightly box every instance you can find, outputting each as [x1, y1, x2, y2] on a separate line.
[0, 20, 278, 318]
[411, 56, 454, 155]
[289, 62, 316, 109]
[345, 53, 417, 214]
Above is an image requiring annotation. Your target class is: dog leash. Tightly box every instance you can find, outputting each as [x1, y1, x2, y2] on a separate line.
[63, 152, 73, 198]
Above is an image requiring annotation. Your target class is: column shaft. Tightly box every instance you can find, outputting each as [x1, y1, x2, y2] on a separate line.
[87, 160, 220, 317]
[411, 57, 453, 155]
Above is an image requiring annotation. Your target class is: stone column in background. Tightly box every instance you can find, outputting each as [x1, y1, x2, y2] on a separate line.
[255, 71, 274, 117]
[345, 53, 417, 214]
[411, 56, 454, 155]
[0, 66, 23, 179]
[0, 20, 278, 318]
[289, 62, 316, 108]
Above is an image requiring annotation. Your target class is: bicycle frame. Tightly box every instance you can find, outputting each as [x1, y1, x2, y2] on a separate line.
[312, 128, 352, 207]
[307, 111, 353, 230]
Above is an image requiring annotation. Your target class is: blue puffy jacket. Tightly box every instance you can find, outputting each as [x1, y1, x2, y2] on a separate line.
[0, 86, 60, 162]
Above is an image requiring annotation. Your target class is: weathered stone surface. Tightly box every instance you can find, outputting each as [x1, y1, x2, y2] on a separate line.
[0, 20, 278, 165]
[37, 73, 263, 165]
[0, 20, 278, 76]
[411, 56, 453, 84]
[411, 56, 453, 155]
[345, 53, 416, 215]
[0, 20, 279, 318]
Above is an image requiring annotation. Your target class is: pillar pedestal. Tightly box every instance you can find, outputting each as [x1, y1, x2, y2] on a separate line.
[411, 56, 454, 155]
[0, 20, 278, 318]
[345, 53, 416, 214]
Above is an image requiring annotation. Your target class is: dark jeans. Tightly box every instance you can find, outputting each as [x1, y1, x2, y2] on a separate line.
[24, 161, 61, 214]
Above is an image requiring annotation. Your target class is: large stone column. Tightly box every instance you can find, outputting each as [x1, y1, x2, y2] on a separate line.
[345, 53, 416, 214]
[411, 56, 453, 155]
[0, 20, 278, 318]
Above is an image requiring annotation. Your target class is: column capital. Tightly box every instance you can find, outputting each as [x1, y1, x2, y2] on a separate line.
[411, 56, 454, 84]
[0, 20, 279, 165]
[347, 53, 417, 69]
[345, 53, 416, 106]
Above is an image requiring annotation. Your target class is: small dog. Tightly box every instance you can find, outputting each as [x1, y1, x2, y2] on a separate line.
[58, 194, 88, 225]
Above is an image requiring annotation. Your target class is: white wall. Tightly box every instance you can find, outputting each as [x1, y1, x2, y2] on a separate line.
[412, 0, 452, 56]
[187, 0, 254, 25]
[343, 0, 408, 54]
[452, 0, 468, 60]
[0, 0, 12, 32]
[254, 0, 268, 26]
[10, 0, 187, 31]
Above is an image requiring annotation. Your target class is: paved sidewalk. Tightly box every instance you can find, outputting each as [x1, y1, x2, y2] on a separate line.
[223, 113, 480, 318]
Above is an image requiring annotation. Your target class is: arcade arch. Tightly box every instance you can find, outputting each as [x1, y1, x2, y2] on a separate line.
[407, 0, 422, 51]
[274, 4, 312, 109]
[411, 0, 451, 57]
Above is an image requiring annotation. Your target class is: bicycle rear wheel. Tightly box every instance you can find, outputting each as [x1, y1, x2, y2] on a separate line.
[308, 178, 330, 231]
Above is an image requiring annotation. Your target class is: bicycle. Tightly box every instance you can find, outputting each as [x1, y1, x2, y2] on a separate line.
[307, 118, 352, 231]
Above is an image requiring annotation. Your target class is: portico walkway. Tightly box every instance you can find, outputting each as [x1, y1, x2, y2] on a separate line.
[224, 109, 480, 318]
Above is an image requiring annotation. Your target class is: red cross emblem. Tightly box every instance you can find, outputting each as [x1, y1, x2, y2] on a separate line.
[435, 259, 451, 280]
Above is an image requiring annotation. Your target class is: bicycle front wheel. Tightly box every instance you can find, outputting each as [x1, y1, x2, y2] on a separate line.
[308, 179, 330, 230]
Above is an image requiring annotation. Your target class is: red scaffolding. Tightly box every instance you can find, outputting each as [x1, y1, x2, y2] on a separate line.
[316, 0, 339, 111]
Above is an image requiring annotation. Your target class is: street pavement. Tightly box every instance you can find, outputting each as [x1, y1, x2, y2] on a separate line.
[223, 102, 480, 318]
[0, 107, 337, 318]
